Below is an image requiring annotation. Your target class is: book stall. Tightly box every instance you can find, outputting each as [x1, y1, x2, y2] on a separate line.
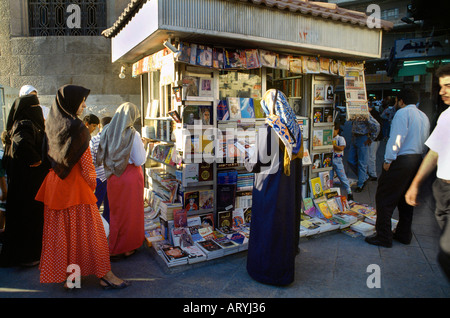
[103, 0, 391, 269]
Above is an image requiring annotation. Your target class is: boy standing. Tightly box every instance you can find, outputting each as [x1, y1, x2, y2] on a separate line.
[332, 123, 353, 201]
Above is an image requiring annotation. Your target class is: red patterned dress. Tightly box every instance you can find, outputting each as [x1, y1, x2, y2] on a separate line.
[35, 149, 111, 283]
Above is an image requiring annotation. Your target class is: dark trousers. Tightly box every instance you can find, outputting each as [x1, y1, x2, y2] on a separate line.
[375, 154, 423, 243]
[433, 178, 450, 281]
[94, 178, 110, 223]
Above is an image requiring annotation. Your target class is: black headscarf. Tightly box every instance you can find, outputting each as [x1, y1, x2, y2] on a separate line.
[2, 94, 45, 170]
[44, 85, 91, 179]
[5, 94, 44, 132]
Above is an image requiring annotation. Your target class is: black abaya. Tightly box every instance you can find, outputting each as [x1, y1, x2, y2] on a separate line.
[0, 95, 49, 267]
[246, 125, 302, 286]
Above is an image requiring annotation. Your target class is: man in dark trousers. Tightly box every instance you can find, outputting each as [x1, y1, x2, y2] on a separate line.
[366, 88, 430, 247]
[405, 64, 450, 281]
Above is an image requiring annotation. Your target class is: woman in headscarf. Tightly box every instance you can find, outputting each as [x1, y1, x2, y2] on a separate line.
[96, 102, 146, 260]
[245, 89, 303, 286]
[0, 90, 49, 267]
[35, 85, 129, 289]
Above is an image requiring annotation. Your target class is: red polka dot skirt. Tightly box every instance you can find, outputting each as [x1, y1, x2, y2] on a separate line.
[39, 204, 111, 283]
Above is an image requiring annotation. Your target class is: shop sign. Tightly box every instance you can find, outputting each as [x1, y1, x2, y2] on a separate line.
[394, 35, 450, 60]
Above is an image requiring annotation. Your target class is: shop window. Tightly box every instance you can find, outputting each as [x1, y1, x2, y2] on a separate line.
[28, 0, 106, 36]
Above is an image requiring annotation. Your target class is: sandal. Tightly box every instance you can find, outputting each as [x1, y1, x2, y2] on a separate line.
[100, 277, 131, 290]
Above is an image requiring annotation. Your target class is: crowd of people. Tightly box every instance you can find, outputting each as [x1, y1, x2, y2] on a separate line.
[0, 84, 149, 290]
[0, 63, 448, 289]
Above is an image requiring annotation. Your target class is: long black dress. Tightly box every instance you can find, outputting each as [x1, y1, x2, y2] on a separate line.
[246, 125, 302, 286]
[0, 94, 49, 267]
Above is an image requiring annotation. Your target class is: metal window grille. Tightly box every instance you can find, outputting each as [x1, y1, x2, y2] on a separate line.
[28, 0, 106, 36]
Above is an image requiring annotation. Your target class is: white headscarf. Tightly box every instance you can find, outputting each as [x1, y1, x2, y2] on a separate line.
[19, 85, 38, 97]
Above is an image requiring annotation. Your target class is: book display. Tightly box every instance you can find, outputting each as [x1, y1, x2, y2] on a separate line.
[136, 44, 384, 269]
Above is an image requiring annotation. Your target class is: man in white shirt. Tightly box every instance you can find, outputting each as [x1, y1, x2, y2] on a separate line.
[405, 64, 450, 281]
[366, 88, 430, 248]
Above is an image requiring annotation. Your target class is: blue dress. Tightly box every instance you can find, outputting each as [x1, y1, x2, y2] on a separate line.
[245, 125, 302, 286]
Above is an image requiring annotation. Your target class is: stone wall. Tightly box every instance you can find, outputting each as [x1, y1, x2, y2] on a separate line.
[0, 0, 141, 131]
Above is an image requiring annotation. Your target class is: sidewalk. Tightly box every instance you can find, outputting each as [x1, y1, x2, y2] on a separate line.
[0, 123, 448, 299]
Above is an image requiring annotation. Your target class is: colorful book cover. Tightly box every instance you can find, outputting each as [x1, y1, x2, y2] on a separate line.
[309, 177, 323, 198]
[240, 98, 255, 118]
[227, 97, 242, 119]
[322, 153, 333, 168]
[196, 45, 213, 67]
[183, 191, 199, 211]
[245, 49, 261, 69]
[199, 105, 213, 125]
[199, 190, 214, 210]
[322, 129, 333, 146]
[313, 107, 323, 123]
[217, 100, 229, 120]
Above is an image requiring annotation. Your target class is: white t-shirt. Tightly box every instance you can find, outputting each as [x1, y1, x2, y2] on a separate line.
[128, 131, 147, 166]
[425, 107, 450, 180]
[333, 135, 346, 157]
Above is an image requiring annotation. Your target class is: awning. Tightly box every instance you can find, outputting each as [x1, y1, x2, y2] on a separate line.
[103, 0, 393, 64]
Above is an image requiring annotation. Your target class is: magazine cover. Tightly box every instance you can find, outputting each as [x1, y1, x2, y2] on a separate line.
[183, 191, 199, 211]
[177, 42, 191, 63]
[213, 48, 224, 69]
[199, 105, 213, 125]
[259, 49, 277, 68]
[196, 45, 213, 67]
[245, 49, 261, 69]
[239, 98, 255, 118]
[199, 189, 214, 210]
[199, 77, 213, 98]
[217, 100, 229, 120]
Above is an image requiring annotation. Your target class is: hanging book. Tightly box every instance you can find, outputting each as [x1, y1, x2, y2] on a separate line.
[177, 42, 191, 63]
[259, 49, 277, 68]
[245, 49, 261, 69]
[196, 45, 213, 67]
[213, 48, 224, 69]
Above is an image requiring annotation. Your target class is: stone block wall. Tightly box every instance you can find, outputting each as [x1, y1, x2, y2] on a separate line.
[0, 0, 141, 132]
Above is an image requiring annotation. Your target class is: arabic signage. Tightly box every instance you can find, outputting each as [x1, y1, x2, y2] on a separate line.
[394, 35, 450, 60]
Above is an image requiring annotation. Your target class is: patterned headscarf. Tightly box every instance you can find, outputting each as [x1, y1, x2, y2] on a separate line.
[260, 89, 303, 175]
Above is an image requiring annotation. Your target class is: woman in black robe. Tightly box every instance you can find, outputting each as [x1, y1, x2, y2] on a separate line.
[245, 89, 303, 286]
[0, 92, 49, 267]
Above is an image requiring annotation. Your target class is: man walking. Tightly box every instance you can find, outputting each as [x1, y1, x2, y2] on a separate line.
[405, 64, 450, 281]
[366, 88, 430, 247]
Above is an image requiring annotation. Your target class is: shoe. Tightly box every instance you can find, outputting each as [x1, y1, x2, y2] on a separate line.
[365, 234, 392, 248]
[368, 176, 377, 181]
[354, 180, 367, 193]
[347, 193, 353, 201]
[393, 233, 411, 245]
[100, 277, 131, 290]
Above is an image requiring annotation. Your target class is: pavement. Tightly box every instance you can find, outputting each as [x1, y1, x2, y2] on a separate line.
[0, 121, 448, 305]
